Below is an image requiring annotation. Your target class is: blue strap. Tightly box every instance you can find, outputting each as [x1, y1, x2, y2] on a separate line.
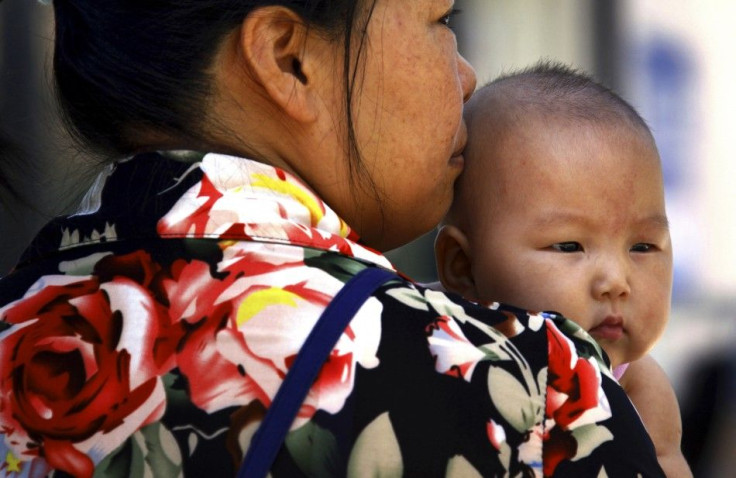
[237, 267, 397, 478]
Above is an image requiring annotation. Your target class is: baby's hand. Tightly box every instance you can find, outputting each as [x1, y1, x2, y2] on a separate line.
[619, 355, 693, 477]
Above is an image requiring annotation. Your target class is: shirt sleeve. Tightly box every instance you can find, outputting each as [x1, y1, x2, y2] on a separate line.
[367, 281, 666, 477]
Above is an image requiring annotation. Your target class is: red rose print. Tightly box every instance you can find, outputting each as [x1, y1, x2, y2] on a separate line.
[0, 251, 179, 477]
[543, 319, 611, 475]
[546, 320, 601, 429]
[161, 258, 274, 413]
[542, 425, 577, 477]
[486, 419, 506, 451]
[165, 246, 382, 428]
[426, 315, 485, 381]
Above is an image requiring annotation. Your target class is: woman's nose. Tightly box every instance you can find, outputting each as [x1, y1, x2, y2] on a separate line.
[592, 256, 632, 300]
[458, 54, 477, 103]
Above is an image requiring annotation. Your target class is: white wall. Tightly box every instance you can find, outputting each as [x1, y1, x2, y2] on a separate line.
[459, 0, 595, 84]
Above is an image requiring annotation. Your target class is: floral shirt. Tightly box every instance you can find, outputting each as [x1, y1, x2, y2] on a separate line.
[0, 152, 664, 477]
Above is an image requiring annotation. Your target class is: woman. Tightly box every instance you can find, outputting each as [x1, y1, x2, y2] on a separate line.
[0, 1, 665, 476]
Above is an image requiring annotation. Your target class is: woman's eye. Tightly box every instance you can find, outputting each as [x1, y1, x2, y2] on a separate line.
[440, 8, 461, 28]
[631, 243, 654, 253]
[551, 242, 583, 253]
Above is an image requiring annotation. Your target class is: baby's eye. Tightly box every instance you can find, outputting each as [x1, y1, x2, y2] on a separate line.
[551, 242, 583, 253]
[631, 243, 655, 253]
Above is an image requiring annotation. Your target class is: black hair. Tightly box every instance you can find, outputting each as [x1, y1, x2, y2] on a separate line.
[0, 131, 23, 207]
[481, 60, 651, 134]
[51, 0, 374, 159]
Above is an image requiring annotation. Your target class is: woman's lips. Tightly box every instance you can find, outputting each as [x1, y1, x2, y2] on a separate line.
[589, 316, 624, 341]
[449, 153, 464, 169]
[450, 127, 467, 168]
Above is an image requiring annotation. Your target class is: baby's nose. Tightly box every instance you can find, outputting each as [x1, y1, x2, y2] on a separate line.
[591, 255, 631, 300]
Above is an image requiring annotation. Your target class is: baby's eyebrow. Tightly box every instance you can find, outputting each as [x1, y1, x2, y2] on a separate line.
[640, 214, 670, 230]
[531, 211, 589, 228]
[531, 212, 670, 230]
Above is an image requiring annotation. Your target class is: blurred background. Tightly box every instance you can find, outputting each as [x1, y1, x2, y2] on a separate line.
[2, 0, 735, 473]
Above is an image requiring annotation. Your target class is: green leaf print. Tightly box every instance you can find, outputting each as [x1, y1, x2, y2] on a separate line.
[303, 250, 372, 284]
[284, 421, 341, 478]
[94, 423, 183, 478]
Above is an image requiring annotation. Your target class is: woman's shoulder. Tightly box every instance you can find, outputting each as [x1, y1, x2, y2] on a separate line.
[0, 237, 664, 476]
[366, 279, 665, 476]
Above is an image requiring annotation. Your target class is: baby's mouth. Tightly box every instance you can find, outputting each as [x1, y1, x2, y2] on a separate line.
[589, 316, 624, 341]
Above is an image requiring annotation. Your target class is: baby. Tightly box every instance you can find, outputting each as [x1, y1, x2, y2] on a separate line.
[436, 63, 692, 477]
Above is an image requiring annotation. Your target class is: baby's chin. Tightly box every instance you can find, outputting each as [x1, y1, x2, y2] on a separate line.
[598, 344, 631, 369]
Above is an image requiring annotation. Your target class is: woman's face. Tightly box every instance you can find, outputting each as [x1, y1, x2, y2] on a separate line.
[313, 0, 476, 251]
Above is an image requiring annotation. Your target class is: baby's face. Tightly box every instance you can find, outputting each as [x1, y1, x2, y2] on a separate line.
[466, 121, 673, 367]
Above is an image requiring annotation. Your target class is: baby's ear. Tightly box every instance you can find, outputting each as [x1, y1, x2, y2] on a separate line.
[434, 225, 478, 300]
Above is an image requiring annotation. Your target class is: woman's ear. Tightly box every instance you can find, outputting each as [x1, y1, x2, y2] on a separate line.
[434, 225, 479, 300]
[238, 7, 325, 123]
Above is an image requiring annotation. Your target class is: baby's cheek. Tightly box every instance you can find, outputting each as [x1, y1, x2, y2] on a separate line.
[633, 301, 668, 356]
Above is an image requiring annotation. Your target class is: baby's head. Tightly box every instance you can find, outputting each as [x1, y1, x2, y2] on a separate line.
[437, 63, 673, 367]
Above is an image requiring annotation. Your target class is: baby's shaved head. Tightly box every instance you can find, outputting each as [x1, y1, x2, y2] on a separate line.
[468, 61, 651, 133]
[447, 61, 657, 231]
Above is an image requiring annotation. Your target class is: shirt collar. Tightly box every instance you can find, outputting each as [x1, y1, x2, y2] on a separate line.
[157, 153, 395, 270]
